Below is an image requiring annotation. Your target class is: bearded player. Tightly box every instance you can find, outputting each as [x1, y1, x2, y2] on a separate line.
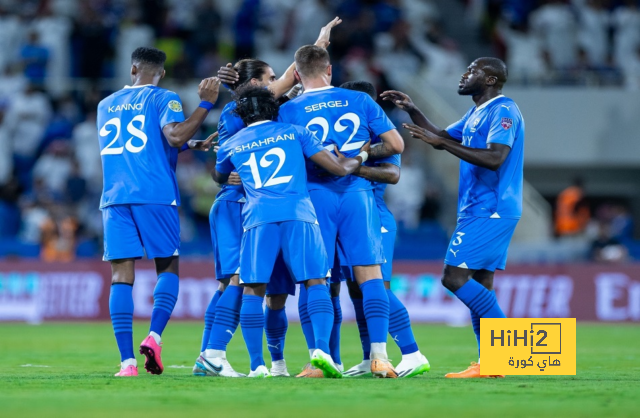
[382, 57, 524, 378]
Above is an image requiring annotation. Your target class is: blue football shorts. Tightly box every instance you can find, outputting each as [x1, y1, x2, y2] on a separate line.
[338, 226, 395, 282]
[102, 204, 179, 261]
[309, 189, 384, 270]
[444, 216, 519, 272]
[240, 220, 329, 285]
[210, 200, 243, 280]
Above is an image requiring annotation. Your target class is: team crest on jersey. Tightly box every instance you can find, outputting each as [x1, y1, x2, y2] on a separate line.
[168, 100, 182, 112]
[501, 117, 513, 130]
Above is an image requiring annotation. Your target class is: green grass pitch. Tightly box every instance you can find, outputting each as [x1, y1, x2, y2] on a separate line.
[0, 322, 638, 417]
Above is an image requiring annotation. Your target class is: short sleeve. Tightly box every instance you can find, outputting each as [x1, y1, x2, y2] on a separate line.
[445, 108, 472, 142]
[156, 91, 186, 128]
[486, 105, 519, 148]
[215, 144, 234, 174]
[277, 102, 291, 124]
[299, 127, 324, 158]
[363, 95, 396, 136]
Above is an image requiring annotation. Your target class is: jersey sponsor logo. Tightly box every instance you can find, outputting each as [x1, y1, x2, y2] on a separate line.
[108, 103, 143, 113]
[501, 117, 513, 130]
[304, 100, 349, 113]
[233, 133, 295, 153]
[168, 100, 183, 112]
[501, 104, 511, 110]
[470, 118, 480, 132]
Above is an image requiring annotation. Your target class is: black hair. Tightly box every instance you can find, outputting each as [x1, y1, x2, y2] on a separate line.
[232, 84, 279, 126]
[476, 57, 508, 87]
[230, 59, 271, 91]
[294, 45, 330, 78]
[131, 47, 166, 74]
[340, 80, 377, 100]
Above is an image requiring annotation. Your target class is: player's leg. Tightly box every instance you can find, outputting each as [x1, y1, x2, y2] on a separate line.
[281, 220, 341, 378]
[265, 293, 289, 376]
[339, 190, 396, 378]
[242, 284, 271, 378]
[110, 259, 138, 377]
[380, 229, 430, 378]
[132, 204, 181, 375]
[102, 204, 144, 377]
[328, 249, 343, 370]
[469, 269, 496, 361]
[296, 190, 339, 377]
[239, 223, 280, 378]
[197, 201, 245, 377]
[343, 276, 372, 377]
[442, 217, 515, 379]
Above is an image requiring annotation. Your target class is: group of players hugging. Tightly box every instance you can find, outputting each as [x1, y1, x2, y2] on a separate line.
[98, 17, 524, 380]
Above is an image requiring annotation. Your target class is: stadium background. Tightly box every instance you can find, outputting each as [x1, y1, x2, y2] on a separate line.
[0, 0, 639, 324]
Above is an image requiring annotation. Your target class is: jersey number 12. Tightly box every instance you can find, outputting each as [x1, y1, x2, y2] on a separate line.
[242, 147, 292, 189]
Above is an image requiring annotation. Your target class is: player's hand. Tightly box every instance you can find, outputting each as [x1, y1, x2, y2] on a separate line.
[188, 132, 218, 152]
[226, 172, 242, 186]
[218, 63, 239, 87]
[199, 77, 221, 103]
[403, 123, 443, 148]
[381, 90, 416, 112]
[314, 17, 342, 49]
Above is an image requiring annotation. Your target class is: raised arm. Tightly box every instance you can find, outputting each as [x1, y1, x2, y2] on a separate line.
[163, 78, 221, 147]
[381, 90, 455, 140]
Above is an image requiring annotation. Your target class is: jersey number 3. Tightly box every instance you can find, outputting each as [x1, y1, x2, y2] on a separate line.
[242, 147, 292, 189]
[100, 116, 148, 155]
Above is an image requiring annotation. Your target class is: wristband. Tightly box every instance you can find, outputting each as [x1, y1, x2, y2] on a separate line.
[357, 151, 368, 163]
[199, 100, 215, 111]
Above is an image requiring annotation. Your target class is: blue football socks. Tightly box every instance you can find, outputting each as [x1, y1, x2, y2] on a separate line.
[455, 280, 506, 333]
[110, 283, 135, 361]
[387, 289, 419, 355]
[298, 284, 315, 351]
[207, 285, 242, 350]
[360, 279, 389, 344]
[200, 290, 222, 353]
[149, 272, 179, 337]
[470, 308, 481, 357]
[350, 296, 370, 360]
[329, 296, 342, 365]
[240, 294, 266, 370]
[306, 284, 334, 354]
[265, 306, 288, 362]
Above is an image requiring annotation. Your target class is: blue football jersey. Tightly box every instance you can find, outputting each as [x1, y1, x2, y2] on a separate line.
[278, 86, 396, 192]
[215, 101, 246, 202]
[98, 85, 186, 208]
[216, 121, 324, 229]
[369, 135, 400, 231]
[445, 95, 524, 219]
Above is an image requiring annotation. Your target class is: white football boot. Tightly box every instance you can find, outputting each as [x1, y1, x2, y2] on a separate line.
[197, 354, 246, 377]
[395, 352, 431, 378]
[343, 359, 372, 378]
[270, 359, 290, 377]
[248, 365, 272, 378]
[310, 349, 342, 379]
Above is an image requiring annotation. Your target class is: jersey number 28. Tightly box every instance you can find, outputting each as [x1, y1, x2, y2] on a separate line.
[100, 116, 148, 156]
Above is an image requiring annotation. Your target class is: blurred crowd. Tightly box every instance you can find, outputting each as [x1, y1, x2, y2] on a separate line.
[481, 0, 640, 87]
[0, 0, 451, 260]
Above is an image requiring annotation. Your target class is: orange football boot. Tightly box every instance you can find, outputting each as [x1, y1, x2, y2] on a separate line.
[445, 362, 505, 378]
[371, 358, 398, 378]
[296, 362, 324, 378]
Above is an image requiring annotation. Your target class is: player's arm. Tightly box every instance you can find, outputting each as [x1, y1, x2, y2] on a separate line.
[353, 163, 400, 184]
[217, 17, 342, 98]
[381, 90, 455, 140]
[162, 78, 221, 148]
[309, 143, 369, 177]
[404, 123, 511, 171]
[367, 130, 404, 159]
